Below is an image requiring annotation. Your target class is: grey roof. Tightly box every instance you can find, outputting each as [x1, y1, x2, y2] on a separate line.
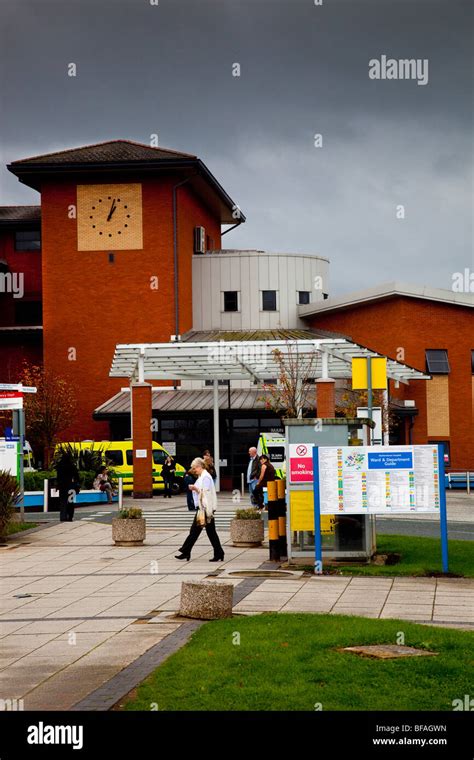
[298, 281, 474, 317]
[9, 140, 196, 165]
[0, 206, 41, 224]
[181, 327, 350, 341]
[94, 388, 269, 417]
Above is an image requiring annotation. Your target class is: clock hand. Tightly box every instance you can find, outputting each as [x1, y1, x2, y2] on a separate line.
[106, 199, 117, 222]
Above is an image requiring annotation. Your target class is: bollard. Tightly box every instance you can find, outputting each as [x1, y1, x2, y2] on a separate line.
[277, 478, 288, 558]
[267, 480, 280, 561]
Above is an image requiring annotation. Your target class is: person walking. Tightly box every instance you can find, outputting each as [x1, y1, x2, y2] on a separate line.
[93, 466, 114, 504]
[183, 465, 197, 511]
[56, 454, 80, 522]
[253, 454, 276, 510]
[161, 456, 175, 498]
[246, 446, 261, 505]
[175, 457, 224, 562]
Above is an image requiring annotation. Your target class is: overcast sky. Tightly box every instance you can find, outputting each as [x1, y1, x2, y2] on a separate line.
[0, 0, 472, 295]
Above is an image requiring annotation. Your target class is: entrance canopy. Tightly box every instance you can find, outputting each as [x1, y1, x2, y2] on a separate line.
[109, 338, 429, 493]
[110, 338, 430, 385]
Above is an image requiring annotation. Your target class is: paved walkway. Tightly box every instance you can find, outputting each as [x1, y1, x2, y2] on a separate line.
[1, 521, 473, 711]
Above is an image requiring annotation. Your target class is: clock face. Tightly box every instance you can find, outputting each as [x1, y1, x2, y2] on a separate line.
[76, 183, 143, 251]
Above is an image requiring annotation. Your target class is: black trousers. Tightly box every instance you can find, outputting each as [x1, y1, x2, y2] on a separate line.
[163, 479, 173, 497]
[179, 514, 224, 558]
[59, 488, 75, 522]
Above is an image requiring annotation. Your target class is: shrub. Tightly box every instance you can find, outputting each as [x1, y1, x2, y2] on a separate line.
[0, 470, 21, 538]
[235, 508, 262, 520]
[24, 470, 55, 491]
[117, 508, 142, 519]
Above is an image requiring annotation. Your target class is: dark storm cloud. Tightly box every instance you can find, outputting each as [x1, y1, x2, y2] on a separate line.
[0, 0, 472, 293]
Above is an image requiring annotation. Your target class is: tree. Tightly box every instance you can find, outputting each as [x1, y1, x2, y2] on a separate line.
[19, 364, 77, 467]
[258, 343, 320, 418]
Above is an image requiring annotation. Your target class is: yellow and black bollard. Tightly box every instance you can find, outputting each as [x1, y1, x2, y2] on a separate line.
[277, 478, 287, 558]
[267, 480, 280, 561]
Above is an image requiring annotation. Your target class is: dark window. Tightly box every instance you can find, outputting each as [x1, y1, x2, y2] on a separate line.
[14, 301, 42, 325]
[425, 349, 450, 374]
[15, 230, 41, 251]
[152, 450, 167, 465]
[471, 350, 474, 374]
[255, 378, 277, 385]
[106, 450, 123, 466]
[223, 291, 239, 312]
[205, 379, 230, 386]
[262, 290, 277, 311]
[126, 451, 133, 466]
[298, 291, 310, 305]
[323, 293, 329, 300]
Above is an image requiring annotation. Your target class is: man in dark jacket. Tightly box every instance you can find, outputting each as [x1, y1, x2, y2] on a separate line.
[246, 446, 261, 505]
[56, 456, 79, 522]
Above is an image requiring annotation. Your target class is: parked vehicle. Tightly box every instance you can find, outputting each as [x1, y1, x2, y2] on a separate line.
[257, 433, 286, 479]
[55, 441, 185, 494]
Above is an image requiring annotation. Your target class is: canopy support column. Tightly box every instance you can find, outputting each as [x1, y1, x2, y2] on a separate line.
[131, 381, 153, 499]
[213, 379, 220, 492]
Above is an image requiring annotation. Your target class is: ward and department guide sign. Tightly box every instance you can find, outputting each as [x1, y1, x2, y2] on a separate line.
[316, 444, 441, 514]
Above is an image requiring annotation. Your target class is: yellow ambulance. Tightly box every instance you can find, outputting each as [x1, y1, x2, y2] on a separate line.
[58, 440, 185, 494]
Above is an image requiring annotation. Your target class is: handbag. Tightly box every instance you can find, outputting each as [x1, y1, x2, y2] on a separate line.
[196, 507, 206, 526]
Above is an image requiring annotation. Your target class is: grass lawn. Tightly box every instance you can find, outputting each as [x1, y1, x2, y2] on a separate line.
[336, 534, 474, 578]
[120, 613, 473, 711]
[5, 521, 38, 535]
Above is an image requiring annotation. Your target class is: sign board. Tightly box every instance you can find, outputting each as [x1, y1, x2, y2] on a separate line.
[0, 440, 19, 476]
[289, 491, 335, 534]
[135, 449, 147, 459]
[0, 384, 36, 393]
[316, 444, 441, 515]
[163, 442, 176, 456]
[0, 392, 23, 411]
[219, 459, 227, 467]
[352, 357, 387, 390]
[289, 443, 314, 483]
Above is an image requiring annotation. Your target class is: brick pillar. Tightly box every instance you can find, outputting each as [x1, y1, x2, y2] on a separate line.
[131, 382, 153, 499]
[316, 378, 336, 418]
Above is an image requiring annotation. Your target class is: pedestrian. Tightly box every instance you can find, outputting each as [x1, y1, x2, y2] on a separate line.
[93, 466, 114, 504]
[56, 454, 80, 522]
[161, 456, 175, 498]
[253, 454, 276, 510]
[246, 446, 261, 505]
[183, 465, 197, 511]
[175, 457, 224, 562]
[203, 449, 217, 481]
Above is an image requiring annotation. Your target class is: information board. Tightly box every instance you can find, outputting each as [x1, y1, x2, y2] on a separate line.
[317, 444, 441, 514]
[0, 440, 19, 477]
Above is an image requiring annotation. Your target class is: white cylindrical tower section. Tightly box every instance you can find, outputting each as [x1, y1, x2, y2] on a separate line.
[192, 250, 329, 331]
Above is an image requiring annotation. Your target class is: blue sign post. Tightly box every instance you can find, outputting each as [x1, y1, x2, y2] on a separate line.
[312, 447, 323, 574]
[438, 444, 449, 574]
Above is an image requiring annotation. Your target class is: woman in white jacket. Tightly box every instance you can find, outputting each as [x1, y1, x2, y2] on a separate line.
[175, 457, 225, 562]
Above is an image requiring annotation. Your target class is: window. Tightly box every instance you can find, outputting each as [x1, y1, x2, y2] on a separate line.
[106, 450, 123, 466]
[425, 349, 450, 374]
[223, 291, 239, 312]
[152, 450, 167, 465]
[205, 379, 230, 386]
[298, 291, 311, 305]
[262, 290, 277, 311]
[14, 301, 42, 325]
[15, 230, 41, 251]
[471, 350, 474, 374]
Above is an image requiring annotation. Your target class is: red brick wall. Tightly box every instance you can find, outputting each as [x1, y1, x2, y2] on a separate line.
[40, 176, 221, 441]
[304, 297, 473, 470]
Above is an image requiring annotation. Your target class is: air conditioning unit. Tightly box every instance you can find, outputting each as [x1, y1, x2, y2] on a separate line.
[194, 226, 206, 254]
